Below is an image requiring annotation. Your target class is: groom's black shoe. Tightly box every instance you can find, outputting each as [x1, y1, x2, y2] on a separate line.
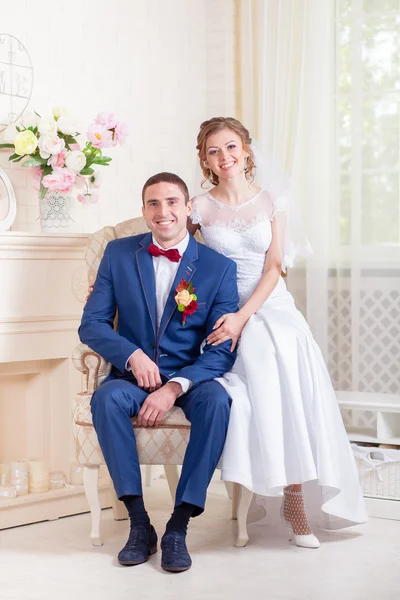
[118, 524, 158, 566]
[161, 531, 192, 572]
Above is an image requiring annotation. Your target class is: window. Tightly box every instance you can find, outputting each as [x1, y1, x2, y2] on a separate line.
[336, 0, 400, 251]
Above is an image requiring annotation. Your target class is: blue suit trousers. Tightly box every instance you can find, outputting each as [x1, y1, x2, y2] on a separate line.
[91, 378, 231, 516]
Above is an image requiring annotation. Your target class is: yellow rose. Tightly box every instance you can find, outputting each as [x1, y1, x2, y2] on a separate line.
[14, 130, 38, 156]
[175, 289, 192, 307]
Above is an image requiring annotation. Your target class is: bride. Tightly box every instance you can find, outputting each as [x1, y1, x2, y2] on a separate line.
[189, 117, 367, 548]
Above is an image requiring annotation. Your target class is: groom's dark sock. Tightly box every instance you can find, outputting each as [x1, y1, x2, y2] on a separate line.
[165, 502, 196, 535]
[121, 494, 150, 528]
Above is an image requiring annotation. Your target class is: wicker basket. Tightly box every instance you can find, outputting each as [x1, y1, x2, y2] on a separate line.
[352, 443, 400, 501]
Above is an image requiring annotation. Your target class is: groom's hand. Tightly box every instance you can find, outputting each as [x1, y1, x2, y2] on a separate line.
[129, 350, 162, 392]
[137, 382, 182, 427]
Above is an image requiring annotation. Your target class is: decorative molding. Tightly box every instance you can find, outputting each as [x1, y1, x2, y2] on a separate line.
[0, 314, 80, 323]
[0, 315, 81, 336]
[0, 231, 89, 260]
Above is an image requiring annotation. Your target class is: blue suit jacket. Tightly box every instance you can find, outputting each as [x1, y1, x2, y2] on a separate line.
[79, 232, 239, 386]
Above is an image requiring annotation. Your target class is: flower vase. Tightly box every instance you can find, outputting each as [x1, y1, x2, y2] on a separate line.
[39, 190, 73, 232]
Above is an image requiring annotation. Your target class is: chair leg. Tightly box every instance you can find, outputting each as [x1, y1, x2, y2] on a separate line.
[231, 482, 240, 520]
[235, 485, 253, 547]
[164, 464, 179, 503]
[111, 485, 128, 521]
[83, 466, 103, 546]
[224, 481, 233, 500]
[144, 465, 152, 487]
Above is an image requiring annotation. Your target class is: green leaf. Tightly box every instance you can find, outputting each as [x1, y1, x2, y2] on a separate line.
[42, 165, 52, 176]
[92, 158, 110, 166]
[34, 111, 41, 118]
[22, 156, 47, 168]
[10, 154, 25, 162]
[40, 184, 47, 200]
[188, 282, 193, 294]
[80, 167, 95, 176]
[60, 134, 78, 146]
[92, 156, 112, 164]
[0, 143, 15, 149]
[15, 126, 21, 132]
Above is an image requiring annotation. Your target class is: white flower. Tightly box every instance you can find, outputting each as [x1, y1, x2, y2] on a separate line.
[2, 122, 18, 143]
[21, 112, 40, 129]
[57, 116, 78, 136]
[38, 134, 65, 159]
[52, 106, 74, 120]
[38, 116, 57, 135]
[65, 150, 86, 172]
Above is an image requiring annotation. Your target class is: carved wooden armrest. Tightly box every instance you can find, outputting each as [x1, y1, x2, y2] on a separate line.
[72, 343, 112, 394]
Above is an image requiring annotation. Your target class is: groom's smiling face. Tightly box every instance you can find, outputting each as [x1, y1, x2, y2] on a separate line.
[142, 181, 192, 248]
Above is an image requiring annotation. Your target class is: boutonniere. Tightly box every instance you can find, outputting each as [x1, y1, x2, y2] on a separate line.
[174, 278, 198, 326]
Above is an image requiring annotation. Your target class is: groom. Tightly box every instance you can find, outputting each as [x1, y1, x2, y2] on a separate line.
[79, 172, 239, 572]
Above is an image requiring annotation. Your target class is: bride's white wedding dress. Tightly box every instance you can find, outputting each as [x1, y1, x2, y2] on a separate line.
[191, 190, 367, 529]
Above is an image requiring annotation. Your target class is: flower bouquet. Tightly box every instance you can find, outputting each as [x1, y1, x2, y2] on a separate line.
[0, 108, 127, 229]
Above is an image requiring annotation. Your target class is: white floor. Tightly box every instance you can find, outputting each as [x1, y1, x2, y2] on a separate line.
[1, 479, 399, 600]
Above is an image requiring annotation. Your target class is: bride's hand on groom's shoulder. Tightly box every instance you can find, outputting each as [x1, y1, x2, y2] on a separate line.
[207, 312, 248, 352]
[84, 285, 94, 303]
[129, 350, 162, 392]
[136, 383, 179, 427]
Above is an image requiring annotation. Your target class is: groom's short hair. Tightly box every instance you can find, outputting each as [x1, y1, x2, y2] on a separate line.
[142, 172, 190, 205]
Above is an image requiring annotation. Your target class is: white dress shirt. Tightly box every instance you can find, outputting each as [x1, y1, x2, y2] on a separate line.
[126, 232, 192, 396]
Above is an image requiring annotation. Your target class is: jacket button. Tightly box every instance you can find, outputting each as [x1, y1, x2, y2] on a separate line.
[151, 343, 156, 348]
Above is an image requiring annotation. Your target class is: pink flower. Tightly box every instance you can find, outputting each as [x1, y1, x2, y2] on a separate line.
[87, 124, 114, 149]
[42, 170, 65, 191]
[48, 149, 67, 169]
[77, 193, 90, 205]
[42, 167, 76, 193]
[95, 111, 118, 130]
[113, 121, 128, 145]
[69, 143, 81, 152]
[74, 175, 86, 190]
[58, 167, 76, 193]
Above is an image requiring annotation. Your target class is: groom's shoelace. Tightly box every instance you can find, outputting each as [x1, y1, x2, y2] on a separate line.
[283, 490, 313, 536]
[163, 534, 187, 555]
[125, 526, 149, 549]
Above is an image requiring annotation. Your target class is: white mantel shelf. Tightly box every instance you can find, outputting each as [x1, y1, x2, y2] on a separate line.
[0, 231, 89, 259]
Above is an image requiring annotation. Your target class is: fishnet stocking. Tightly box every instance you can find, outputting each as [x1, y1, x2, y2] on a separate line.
[283, 489, 312, 535]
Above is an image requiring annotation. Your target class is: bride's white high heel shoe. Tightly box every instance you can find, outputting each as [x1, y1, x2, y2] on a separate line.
[282, 489, 320, 549]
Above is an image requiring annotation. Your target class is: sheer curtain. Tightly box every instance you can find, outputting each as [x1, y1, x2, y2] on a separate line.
[237, 0, 307, 174]
[237, 0, 333, 356]
[237, 0, 400, 418]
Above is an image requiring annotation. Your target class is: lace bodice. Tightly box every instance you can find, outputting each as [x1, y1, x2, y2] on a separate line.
[191, 191, 288, 304]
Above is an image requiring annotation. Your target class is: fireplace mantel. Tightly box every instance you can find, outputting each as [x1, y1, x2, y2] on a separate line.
[0, 231, 111, 528]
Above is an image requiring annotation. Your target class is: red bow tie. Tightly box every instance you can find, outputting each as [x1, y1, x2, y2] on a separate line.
[147, 243, 181, 263]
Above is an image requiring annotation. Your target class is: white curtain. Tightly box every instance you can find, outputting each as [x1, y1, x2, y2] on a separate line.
[237, 0, 400, 419]
[238, 0, 307, 175]
[237, 0, 333, 356]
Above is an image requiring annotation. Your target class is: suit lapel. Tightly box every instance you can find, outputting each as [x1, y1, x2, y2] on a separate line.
[136, 233, 157, 337]
[158, 235, 198, 340]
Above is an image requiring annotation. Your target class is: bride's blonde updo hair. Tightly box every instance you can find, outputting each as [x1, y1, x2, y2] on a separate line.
[196, 117, 256, 187]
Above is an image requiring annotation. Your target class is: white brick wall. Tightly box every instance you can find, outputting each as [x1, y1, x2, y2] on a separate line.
[0, 0, 236, 234]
